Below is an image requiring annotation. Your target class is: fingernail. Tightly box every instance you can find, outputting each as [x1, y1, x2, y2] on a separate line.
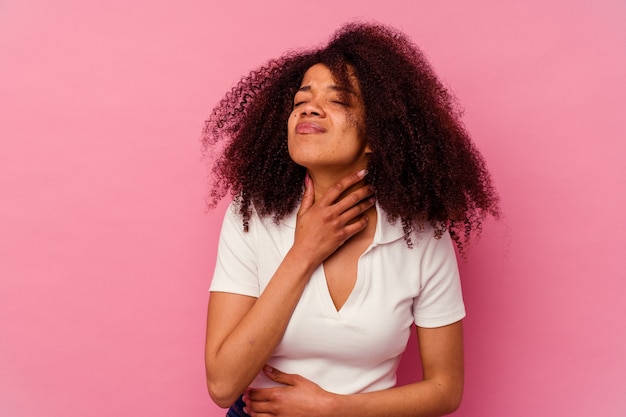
[357, 169, 368, 178]
[263, 365, 273, 373]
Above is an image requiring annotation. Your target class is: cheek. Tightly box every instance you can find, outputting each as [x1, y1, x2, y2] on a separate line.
[345, 111, 359, 128]
[287, 111, 299, 131]
[286, 131, 300, 162]
[340, 116, 366, 146]
[343, 108, 366, 138]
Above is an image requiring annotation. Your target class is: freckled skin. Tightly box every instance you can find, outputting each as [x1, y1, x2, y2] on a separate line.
[287, 64, 370, 176]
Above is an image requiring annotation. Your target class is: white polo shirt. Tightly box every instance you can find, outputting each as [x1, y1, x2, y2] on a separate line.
[210, 202, 465, 395]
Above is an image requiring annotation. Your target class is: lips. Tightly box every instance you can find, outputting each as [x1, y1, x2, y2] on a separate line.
[295, 121, 326, 134]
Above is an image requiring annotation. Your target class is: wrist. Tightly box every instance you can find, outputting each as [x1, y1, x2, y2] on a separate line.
[285, 245, 321, 276]
[325, 392, 347, 417]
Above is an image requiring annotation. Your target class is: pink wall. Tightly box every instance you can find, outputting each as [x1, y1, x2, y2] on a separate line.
[1, 1, 624, 416]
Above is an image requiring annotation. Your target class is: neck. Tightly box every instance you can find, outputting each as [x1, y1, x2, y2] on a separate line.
[308, 167, 368, 203]
[307, 166, 377, 242]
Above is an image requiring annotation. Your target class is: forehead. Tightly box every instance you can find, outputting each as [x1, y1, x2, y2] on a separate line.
[299, 63, 360, 93]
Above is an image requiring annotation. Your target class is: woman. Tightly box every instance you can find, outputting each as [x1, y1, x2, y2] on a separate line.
[203, 22, 499, 417]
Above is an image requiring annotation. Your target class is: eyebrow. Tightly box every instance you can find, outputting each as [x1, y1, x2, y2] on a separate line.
[297, 85, 357, 95]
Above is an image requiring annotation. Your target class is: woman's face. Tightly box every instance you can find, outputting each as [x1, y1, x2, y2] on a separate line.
[287, 63, 370, 175]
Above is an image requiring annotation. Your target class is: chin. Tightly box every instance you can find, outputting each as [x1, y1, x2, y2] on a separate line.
[287, 149, 315, 169]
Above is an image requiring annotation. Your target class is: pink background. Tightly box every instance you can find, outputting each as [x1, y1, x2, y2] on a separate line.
[1, 1, 625, 416]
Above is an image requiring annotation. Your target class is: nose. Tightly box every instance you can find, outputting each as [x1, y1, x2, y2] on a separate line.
[300, 97, 325, 117]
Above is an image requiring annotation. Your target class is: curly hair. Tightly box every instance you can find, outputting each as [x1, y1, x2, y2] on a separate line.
[203, 22, 499, 251]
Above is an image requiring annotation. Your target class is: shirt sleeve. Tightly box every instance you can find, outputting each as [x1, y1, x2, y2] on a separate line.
[413, 231, 466, 328]
[209, 202, 260, 297]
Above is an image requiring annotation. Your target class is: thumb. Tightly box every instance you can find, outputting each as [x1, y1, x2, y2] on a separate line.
[299, 173, 315, 212]
[264, 365, 297, 386]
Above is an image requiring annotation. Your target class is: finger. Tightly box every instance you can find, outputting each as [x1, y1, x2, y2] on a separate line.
[263, 365, 298, 386]
[333, 184, 375, 215]
[244, 394, 276, 416]
[317, 169, 368, 205]
[334, 197, 375, 242]
[298, 173, 315, 214]
[339, 214, 370, 239]
[338, 195, 376, 222]
[246, 387, 279, 403]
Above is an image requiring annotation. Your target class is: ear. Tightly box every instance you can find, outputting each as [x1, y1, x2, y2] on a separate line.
[364, 143, 373, 154]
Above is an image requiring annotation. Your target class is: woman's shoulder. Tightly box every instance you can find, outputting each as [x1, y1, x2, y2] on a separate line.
[224, 200, 298, 233]
[376, 208, 456, 259]
[376, 206, 441, 243]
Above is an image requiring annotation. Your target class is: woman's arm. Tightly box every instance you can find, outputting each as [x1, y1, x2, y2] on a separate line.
[244, 321, 464, 417]
[205, 170, 375, 408]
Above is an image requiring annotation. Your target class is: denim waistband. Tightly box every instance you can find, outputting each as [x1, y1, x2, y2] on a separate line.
[226, 395, 249, 417]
